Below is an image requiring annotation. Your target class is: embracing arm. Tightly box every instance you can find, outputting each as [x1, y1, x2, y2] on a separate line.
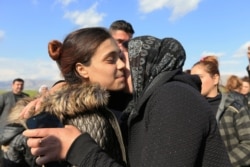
[19, 80, 66, 119]
[23, 125, 125, 167]
[67, 133, 125, 166]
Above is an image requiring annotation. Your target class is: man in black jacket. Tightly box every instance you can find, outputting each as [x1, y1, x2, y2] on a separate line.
[0, 78, 29, 166]
[0, 78, 29, 125]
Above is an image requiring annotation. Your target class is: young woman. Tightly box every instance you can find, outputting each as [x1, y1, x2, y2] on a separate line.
[23, 36, 231, 167]
[191, 56, 250, 166]
[225, 75, 249, 111]
[241, 76, 250, 108]
[1, 27, 127, 166]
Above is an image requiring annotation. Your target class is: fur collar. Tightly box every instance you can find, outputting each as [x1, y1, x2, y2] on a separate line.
[8, 83, 109, 127]
[42, 83, 109, 119]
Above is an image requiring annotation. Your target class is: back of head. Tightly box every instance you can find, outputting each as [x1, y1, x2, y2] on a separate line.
[128, 35, 186, 99]
[109, 20, 134, 35]
[48, 27, 112, 84]
[225, 75, 242, 92]
[242, 76, 250, 83]
[192, 55, 220, 77]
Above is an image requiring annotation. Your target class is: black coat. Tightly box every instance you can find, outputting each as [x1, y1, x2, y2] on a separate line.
[66, 71, 232, 167]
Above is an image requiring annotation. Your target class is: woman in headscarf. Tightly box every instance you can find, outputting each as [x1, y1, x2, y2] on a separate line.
[23, 36, 231, 167]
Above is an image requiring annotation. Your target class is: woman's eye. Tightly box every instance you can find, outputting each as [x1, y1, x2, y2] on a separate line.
[106, 57, 114, 62]
[106, 55, 117, 63]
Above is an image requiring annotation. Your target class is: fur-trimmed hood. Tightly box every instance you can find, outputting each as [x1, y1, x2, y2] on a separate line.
[5, 83, 126, 164]
[8, 83, 109, 126]
[41, 83, 109, 121]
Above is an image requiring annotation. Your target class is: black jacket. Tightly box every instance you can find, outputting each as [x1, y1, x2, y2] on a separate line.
[0, 124, 34, 167]
[1, 83, 126, 167]
[65, 70, 232, 167]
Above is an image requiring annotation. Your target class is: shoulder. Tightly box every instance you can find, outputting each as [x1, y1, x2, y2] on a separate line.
[225, 92, 245, 112]
[21, 92, 29, 97]
[3, 91, 13, 95]
[0, 91, 13, 98]
[150, 81, 211, 115]
[156, 80, 202, 99]
[145, 81, 214, 132]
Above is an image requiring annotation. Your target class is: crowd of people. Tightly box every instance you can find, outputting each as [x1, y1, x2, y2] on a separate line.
[0, 20, 249, 167]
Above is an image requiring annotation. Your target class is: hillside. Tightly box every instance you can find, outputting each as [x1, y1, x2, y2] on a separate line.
[0, 79, 57, 91]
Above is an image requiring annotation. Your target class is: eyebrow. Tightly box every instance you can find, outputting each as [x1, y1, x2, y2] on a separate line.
[122, 41, 128, 49]
[116, 39, 128, 43]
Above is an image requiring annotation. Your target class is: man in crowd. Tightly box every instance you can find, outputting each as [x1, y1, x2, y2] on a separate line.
[0, 78, 29, 165]
[0, 78, 29, 126]
[108, 20, 135, 117]
[109, 20, 135, 51]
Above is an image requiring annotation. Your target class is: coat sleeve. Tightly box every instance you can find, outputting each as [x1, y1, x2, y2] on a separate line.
[137, 83, 231, 167]
[66, 133, 125, 167]
[227, 105, 250, 166]
[1, 125, 34, 167]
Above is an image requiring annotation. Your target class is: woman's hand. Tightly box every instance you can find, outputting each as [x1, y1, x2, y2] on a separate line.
[23, 125, 81, 165]
[19, 81, 66, 119]
[19, 98, 43, 119]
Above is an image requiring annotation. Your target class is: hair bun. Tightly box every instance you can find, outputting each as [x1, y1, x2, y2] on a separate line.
[48, 40, 62, 61]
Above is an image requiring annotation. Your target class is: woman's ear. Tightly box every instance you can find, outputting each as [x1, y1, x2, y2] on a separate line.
[75, 63, 89, 79]
[213, 74, 220, 85]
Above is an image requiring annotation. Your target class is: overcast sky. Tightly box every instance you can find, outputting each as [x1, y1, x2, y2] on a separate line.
[0, 0, 250, 82]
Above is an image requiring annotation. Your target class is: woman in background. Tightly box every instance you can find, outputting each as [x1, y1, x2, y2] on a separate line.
[191, 55, 250, 167]
[241, 76, 250, 109]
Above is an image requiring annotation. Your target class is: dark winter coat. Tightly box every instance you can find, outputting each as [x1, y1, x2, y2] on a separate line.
[64, 36, 232, 167]
[0, 91, 29, 127]
[0, 83, 126, 166]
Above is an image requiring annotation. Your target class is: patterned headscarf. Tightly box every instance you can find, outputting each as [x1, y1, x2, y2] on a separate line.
[128, 36, 186, 102]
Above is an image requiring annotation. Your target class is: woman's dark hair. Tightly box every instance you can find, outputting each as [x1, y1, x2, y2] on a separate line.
[12, 78, 24, 84]
[192, 55, 220, 77]
[242, 76, 250, 83]
[49, 27, 112, 84]
[225, 75, 242, 92]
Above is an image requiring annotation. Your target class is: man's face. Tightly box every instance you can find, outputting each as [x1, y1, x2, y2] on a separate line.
[241, 81, 250, 95]
[12, 81, 24, 94]
[110, 30, 132, 51]
[111, 30, 133, 93]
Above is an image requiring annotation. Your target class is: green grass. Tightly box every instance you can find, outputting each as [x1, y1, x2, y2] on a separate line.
[24, 90, 39, 97]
